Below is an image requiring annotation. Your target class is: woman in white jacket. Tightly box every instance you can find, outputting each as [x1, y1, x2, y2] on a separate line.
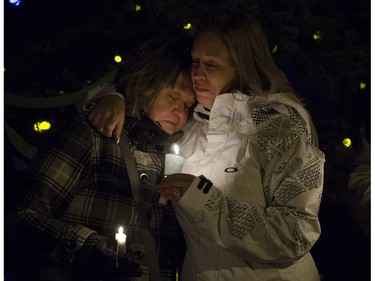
[85, 6, 325, 281]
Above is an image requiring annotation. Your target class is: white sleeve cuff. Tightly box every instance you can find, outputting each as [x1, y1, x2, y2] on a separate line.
[177, 175, 215, 216]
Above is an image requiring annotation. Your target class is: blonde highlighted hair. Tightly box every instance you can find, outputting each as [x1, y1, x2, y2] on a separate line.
[195, 6, 318, 144]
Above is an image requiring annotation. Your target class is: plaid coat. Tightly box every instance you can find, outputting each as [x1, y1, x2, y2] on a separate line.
[6, 114, 184, 281]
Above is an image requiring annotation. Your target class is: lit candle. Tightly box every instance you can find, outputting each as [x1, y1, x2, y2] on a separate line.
[115, 226, 127, 255]
[159, 143, 186, 205]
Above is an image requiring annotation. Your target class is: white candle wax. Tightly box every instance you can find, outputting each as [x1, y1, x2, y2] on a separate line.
[115, 226, 127, 255]
[164, 153, 186, 175]
[159, 152, 186, 205]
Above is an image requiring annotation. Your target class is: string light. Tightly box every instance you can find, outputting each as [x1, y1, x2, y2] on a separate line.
[34, 121, 51, 133]
[183, 23, 192, 30]
[9, 0, 21, 6]
[272, 45, 278, 53]
[133, 4, 141, 12]
[360, 82, 366, 90]
[313, 31, 321, 40]
[342, 137, 352, 149]
[114, 55, 122, 63]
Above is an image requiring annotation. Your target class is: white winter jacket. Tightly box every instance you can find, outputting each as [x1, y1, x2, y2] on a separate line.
[175, 92, 325, 281]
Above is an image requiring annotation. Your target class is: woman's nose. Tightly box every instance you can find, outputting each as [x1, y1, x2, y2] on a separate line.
[173, 102, 186, 117]
[192, 64, 205, 79]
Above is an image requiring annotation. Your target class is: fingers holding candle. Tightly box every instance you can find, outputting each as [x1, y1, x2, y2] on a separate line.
[160, 143, 186, 204]
[157, 174, 195, 202]
[174, 190, 182, 200]
[159, 187, 183, 202]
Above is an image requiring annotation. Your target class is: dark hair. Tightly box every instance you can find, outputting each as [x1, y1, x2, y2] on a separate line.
[115, 35, 192, 118]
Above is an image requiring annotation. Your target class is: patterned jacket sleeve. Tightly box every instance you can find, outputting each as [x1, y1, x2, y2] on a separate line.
[5, 116, 96, 254]
[178, 102, 325, 262]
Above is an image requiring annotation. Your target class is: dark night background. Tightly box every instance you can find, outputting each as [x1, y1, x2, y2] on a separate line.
[3, 0, 371, 280]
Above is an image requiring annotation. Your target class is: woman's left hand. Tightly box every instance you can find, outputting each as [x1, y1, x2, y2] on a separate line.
[87, 94, 125, 142]
[157, 173, 195, 202]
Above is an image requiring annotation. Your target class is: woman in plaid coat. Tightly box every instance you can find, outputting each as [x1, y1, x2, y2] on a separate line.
[5, 35, 195, 281]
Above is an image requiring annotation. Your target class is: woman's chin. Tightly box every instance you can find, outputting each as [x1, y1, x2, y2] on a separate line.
[194, 95, 212, 108]
[198, 100, 213, 109]
[160, 125, 176, 135]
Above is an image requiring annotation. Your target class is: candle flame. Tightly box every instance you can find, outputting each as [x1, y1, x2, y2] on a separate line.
[118, 226, 124, 234]
[116, 226, 127, 244]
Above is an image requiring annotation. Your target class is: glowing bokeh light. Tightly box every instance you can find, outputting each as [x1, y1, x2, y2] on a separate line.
[360, 82, 366, 90]
[133, 4, 141, 12]
[34, 121, 51, 133]
[114, 55, 122, 63]
[313, 31, 321, 40]
[9, 0, 21, 6]
[272, 45, 278, 53]
[342, 137, 352, 148]
[183, 23, 192, 30]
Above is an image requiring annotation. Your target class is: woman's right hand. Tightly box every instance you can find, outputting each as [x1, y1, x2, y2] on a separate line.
[157, 173, 196, 202]
[87, 94, 126, 142]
